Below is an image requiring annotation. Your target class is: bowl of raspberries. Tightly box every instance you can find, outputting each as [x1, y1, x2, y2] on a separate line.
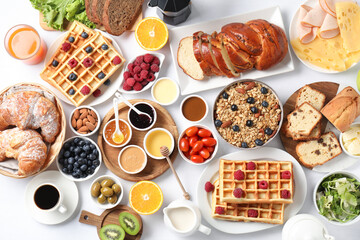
[120, 53, 164, 93]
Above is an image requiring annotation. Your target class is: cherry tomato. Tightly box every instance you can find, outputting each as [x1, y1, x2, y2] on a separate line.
[198, 129, 212, 138]
[207, 146, 215, 153]
[202, 137, 217, 147]
[189, 149, 198, 156]
[179, 138, 189, 152]
[191, 155, 204, 163]
[199, 148, 210, 159]
[189, 136, 199, 147]
[192, 141, 204, 152]
[183, 151, 190, 159]
[185, 126, 199, 137]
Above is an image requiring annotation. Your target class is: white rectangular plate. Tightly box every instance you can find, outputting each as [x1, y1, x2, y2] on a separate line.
[169, 6, 295, 95]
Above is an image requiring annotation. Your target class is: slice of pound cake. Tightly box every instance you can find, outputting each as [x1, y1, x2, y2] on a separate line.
[295, 85, 326, 111]
[296, 132, 342, 168]
[286, 122, 321, 141]
[287, 102, 322, 137]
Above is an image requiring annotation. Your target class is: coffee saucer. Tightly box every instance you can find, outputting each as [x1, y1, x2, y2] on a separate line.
[25, 171, 79, 225]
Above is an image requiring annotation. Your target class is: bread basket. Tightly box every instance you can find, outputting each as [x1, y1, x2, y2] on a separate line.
[0, 83, 66, 179]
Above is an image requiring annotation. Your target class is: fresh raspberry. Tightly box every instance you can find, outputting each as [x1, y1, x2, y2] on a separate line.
[134, 73, 142, 82]
[215, 207, 225, 215]
[140, 62, 150, 70]
[248, 209, 258, 218]
[281, 189, 291, 199]
[144, 53, 154, 63]
[140, 70, 148, 79]
[61, 42, 71, 52]
[112, 56, 122, 65]
[258, 180, 268, 189]
[133, 65, 141, 74]
[92, 89, 101, 97]
[246, 162, 256, 170]
[128, 63, 134, 73]
[122, 83, 132, 91]
[135, 55, 144, 64]
[233, 188, 243, 198]
[80, 85, 90, 95]
[234, 170, 245, 180]
[147, 72, 155, 82]
[152, 56, 160, 65]
[150, 64, 160, 72]
[281, 171, 292, 179]
[141, 80, 149, 86]
[204, 181, 214, 192]
[82, 57, 93, 68]
[126, 78, 136, 87]
[133, 82, 143, 91]
[68, 59, 78, 68]
[123, 71, 131, 80]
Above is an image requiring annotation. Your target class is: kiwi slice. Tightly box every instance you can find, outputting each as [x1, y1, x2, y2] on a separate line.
[99, 224, 125, 240]
[118, 212, 140, 236]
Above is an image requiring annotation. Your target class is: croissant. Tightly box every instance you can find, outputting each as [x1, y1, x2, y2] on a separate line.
[0, 91, 60, 143]
[0, 128, 47, 176]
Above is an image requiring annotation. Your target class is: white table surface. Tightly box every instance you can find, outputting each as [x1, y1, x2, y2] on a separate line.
[1, 0, 359, 239]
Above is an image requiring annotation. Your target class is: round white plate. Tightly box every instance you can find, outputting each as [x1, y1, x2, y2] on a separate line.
[44, 31, 124, 106]
[289, 0, 358, 73]
[196, 147, 307, 234]
[25, 171, 79, 225]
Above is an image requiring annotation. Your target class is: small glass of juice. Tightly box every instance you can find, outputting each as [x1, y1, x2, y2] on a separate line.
[4, 24, 47, 65]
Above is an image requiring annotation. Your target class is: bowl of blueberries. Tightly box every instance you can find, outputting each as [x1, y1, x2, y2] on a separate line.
[56, 136, 102, 181]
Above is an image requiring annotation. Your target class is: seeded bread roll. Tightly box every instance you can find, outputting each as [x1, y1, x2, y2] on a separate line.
[295, 85, 326, 111]
[296, 132, 342, 168]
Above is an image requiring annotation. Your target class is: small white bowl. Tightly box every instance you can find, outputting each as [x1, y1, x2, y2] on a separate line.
[103, 119, 132, 148]
[119, 52, 165, 94]
[178, 125, 218, 165]
[128, 102, 157, 131]
[151, 77, 180, 106]
[313, 170, 360, 226]
[180, 95, 208, 123]
[118, 145, 147, 174]
[339, 122, 360, 159]
[90, 175, 124, 209]
[69, 106, 101, 137]
[143, 128, 175, 160]
[56, 136, 102, 182]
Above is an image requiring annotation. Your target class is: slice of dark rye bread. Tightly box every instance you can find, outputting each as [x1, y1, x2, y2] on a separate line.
[92, 0, 107, 24]
[102, 0, 143, 36]
[85, 0, 96, 23]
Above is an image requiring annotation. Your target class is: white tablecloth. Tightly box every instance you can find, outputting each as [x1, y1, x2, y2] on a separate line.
[0, 0, 359, 239]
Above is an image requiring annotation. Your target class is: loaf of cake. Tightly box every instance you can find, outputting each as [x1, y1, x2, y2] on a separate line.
[295, 85, 326, 111]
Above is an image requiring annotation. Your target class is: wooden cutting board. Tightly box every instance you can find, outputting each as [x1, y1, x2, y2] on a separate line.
[279, 82, 339, 164]
[98, 99, 179, 182]
[79, 205, 142, 239]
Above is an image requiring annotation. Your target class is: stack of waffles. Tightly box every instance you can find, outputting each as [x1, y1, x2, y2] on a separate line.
[40, 21, 125, 107]
[211, 159, 294, 224]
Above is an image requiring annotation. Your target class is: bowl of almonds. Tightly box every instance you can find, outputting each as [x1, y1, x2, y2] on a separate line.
[70, 106, 100, 137]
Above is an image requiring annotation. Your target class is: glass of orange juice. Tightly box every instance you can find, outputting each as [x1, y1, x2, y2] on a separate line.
[4, 24, 47, 65]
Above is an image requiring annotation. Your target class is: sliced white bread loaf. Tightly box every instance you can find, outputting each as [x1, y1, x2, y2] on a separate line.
[177, 37, 205, 81]
[286, 122, 321, 141]
[287, 102, 322, 137]
[295, 85, 326, 111]
[296, 132, 342, 168]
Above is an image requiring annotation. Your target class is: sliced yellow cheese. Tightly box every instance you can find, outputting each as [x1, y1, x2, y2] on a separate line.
[336, 2, 360, 53]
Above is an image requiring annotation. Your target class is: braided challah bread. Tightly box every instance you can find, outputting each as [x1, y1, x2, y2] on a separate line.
[178, 19, 288, 80]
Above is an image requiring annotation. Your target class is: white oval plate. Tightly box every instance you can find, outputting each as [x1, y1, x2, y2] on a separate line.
[44, 31, 124, 106]
[196, 147, 307, 234]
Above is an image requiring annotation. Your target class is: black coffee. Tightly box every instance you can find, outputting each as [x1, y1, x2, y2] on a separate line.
[34, 185, 60, 210]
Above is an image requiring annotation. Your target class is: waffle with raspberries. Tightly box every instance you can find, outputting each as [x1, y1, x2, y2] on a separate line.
[219, 159, 294, 204]
[212, 180, 284, 224]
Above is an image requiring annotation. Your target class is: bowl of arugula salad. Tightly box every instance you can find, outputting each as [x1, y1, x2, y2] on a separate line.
[314, 171, 360, 225]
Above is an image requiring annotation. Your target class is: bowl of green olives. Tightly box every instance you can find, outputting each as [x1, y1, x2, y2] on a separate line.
[90, 175, 123, 209]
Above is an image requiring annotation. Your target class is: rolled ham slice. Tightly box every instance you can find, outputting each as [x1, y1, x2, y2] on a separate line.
[301, 27, 318, 44]
[319, 0, 336, 17]
[319, 13, 339, 39]
[297, 5, 316, 44]
[301, 3, 327, 28]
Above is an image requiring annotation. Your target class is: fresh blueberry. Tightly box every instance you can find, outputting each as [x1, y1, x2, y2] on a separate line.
[67, 164, 73, 171]
[68, 36, 75, 43]
[68, 89, 75, 95]
[101, 44, 109, 50]
[78, 140, 85, 146]
[74, 147, 81, 154]
[250, 107, 258, 113]
[72, 172, 80, 178]
[90, 165, 97, 171]
[81, 32, 88, 38]
[231, 104, 238, 111]
[85, 46, 93, 53]
[255, 139, 264, 146]
[76, 169, 82, 175]
[64, 151, 71, 158]
[92, 149, 98, 155]
[232, 125, 240, 132]
[222, 92, 229, 99]
[73, 162, 80, 168]
[246, 120, 253, 127]
[68, 157, 75, 165]
[62, 167, 68, 173]
[68, 73, 77, 81]
[80, 152, 87, 158]
[247, 97, 255, 104]
[93, 160, 100, 166]
[73, 167, 79, 173]
[241, 142, 248, 148]
[52, 60, 59, 67]
[260, 87, 268, 94]
[80, 164, 87, 172]
[265, 128, 273, 135]
[103, 79, 111, 86]
[88, 168, 95, 175]
[262, 101, 269, 107]
[83, 144, 91, 152]
[90, 143, 96, 149]
[89, 154, 96, 160]
[74, 155, 79, 161]
[97, 72, 105, 79]
[70, 146, 75, 152]
[87, 160, 92, 166]
[74, 137, 81, 144]
[63, 159, 68, 165]
[215, 120, 222, 127]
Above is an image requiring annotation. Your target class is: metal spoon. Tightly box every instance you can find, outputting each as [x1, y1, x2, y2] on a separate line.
[115, 92, 152, 124]
[160, 146, 190, 200]
[112, 98, 124, 144]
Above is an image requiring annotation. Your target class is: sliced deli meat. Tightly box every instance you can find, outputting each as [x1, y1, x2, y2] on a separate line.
[301, 3, 327, 28]
[319, 0, 336, 17]
[319, 13, 339, 39]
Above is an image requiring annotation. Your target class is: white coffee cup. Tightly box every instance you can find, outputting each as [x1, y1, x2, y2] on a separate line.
[33, 183, 67, 214]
